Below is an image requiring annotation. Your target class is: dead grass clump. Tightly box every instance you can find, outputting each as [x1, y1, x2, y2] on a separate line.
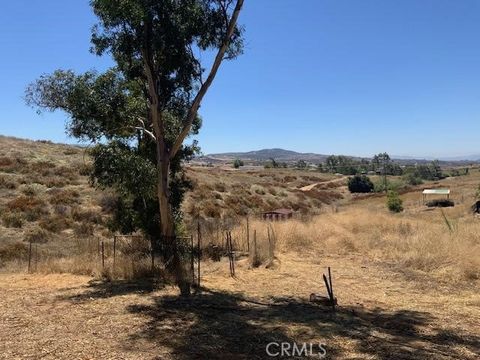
[1, 212, 25, 228]
[19, 183, 47, 196]
[73, 222, 95, 237]
[72, 207, 102, 224]
[0, 175, 18, 189]
[303, 189, 343, 204]
[26, 160, 57, 176]
[0, 242, 29, 262]
[39, 215, 73, 233]
[98, 193, 118, 212]
[24, 226, 50, 244]
[0, 156, 26, 172]
[49, 189, 81, 205]
[214, 182, 227, 192]
[7, 196, 45, 212]
[203, 201, 222, 218]
[6, 196, 49, 222]
[283, 175, 297, 183]
[42, 177, 68, 188]
[251, 185, 266, 195]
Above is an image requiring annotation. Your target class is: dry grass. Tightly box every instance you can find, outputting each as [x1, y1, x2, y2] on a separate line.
[224, 206, 480, 283]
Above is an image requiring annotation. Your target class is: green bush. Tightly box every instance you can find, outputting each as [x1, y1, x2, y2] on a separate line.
[387, 191, 404, 213]
[404, 173, 423, 186]
[233, 159, 244, 169]
[348, 175, 374, 193]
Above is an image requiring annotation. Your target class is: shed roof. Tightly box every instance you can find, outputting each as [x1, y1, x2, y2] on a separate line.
[422, 189, 450, 195]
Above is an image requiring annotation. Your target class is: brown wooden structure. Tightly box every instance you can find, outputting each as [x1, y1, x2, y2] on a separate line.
[262, 208, 294, 221]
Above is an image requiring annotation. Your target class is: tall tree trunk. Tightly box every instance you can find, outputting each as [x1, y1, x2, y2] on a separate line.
[156, 142, 191, 296]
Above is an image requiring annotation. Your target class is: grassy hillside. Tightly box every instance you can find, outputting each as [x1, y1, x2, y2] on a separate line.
[0, 136, 347, 272]
[0, 136, 111, 270]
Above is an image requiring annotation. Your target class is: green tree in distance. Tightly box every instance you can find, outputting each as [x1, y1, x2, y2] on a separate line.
[348, 175, 374, 193]
[233, 158, 244, 168]
[25, 0, 245, 296]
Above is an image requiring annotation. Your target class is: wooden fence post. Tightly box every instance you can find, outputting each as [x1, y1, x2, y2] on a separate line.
[197, 221, 201, 288]
[28, 241, 32, 273]
[246, 216, 250, 253]
[34, 243, 38, 272]
[253, 229, 257, 266]
[190, 235, 195, 285]
[101, 241, 105, 270]
[113, 236, 117, 273]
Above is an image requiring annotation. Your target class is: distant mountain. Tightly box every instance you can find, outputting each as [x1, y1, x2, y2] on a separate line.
[206, 148, 330, 162]
[200, 148, 480, 165]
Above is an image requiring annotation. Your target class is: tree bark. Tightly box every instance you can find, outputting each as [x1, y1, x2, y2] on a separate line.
[155, 125, 191, 296]
[143, 0, 245, 297]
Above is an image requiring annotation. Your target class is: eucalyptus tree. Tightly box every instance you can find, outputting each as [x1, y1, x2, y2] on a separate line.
[26, 0, 245, 295]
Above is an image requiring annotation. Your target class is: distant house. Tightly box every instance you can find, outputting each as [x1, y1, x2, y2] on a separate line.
[262, 208, 294, 221]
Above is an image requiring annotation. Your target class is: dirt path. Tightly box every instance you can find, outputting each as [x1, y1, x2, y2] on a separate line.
[0, 254, 479, 359]
[299, 177, 347, 192]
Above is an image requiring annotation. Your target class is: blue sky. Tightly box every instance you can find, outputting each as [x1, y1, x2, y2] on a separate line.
[1, 1, 480, 158]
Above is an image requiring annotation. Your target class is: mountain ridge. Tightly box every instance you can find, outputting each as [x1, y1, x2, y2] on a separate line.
[204, 148, 480, 164]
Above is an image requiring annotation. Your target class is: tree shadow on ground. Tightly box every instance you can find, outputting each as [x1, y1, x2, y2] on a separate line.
[56, 277, 161, 302]
[122, 288, 479, 360]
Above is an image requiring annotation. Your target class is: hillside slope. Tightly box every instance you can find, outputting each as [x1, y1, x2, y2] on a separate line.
[0, 136, 347, 269]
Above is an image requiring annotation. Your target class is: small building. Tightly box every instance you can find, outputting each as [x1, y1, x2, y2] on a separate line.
[262, 208, 294, 221]
[422, 188, 450, 203]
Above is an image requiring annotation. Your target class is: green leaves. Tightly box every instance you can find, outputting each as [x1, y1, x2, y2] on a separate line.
[90, 0, 243, 109]
[90, 141, 157, 199]
[26, 69, 144, 141]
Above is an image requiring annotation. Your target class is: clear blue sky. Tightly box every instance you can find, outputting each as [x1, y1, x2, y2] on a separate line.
[1, 0, 480, 158]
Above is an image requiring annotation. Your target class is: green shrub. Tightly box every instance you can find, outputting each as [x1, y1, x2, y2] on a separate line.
[404, 173, 423, 186]
[233, 159, 244, 169]
[348, 175, 374, 193]
[387, 191, 404, 213]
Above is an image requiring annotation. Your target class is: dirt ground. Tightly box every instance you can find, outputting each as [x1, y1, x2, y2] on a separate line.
[1, 253, 478, 360]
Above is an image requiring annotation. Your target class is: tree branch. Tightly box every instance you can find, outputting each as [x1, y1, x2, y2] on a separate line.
[134, 118, 157, 141]
[170, 0, 244, 158]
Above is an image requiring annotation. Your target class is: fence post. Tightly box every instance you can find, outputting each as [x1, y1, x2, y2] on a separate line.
[35, 243, 38, 272]
[246, 216, 250, 253]
[253, 229, 257, 265]
[113, 236, 117, 273]
[190, 235, 195, 285]
[101, 241, 105, 270]
[197, 221, 201, 288]
[151, 238, 155, 273]
[28, 241, 32, 273]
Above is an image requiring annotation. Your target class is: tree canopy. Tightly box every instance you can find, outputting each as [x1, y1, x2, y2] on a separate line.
[26, 0, 245, 295]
